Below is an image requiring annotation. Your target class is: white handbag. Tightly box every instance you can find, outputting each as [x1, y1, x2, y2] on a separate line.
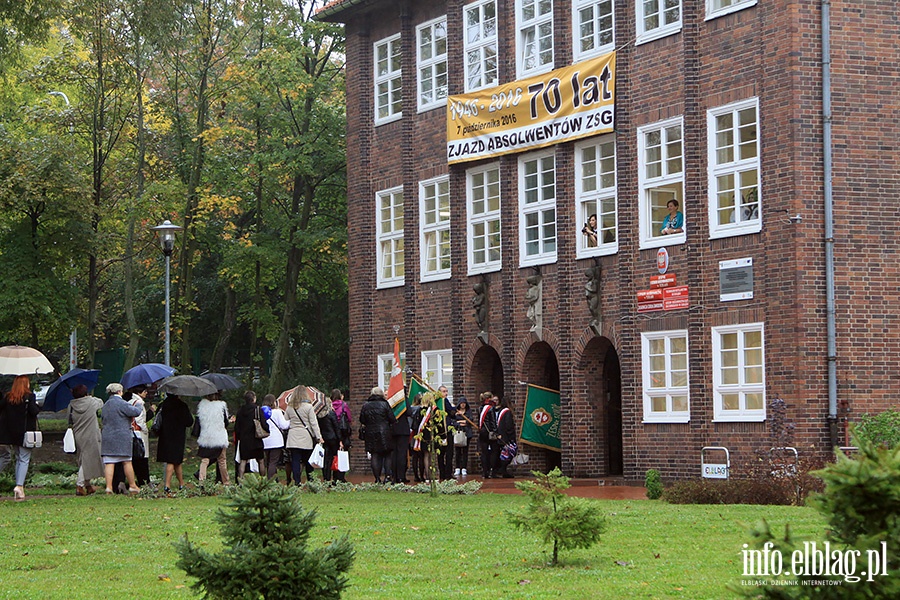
[23, 431, 42, 449]
[308, 443, 326, 469]
[453, 430, 468, 447]
[337, 450, 350, 472]
[63, 428, 77, 454]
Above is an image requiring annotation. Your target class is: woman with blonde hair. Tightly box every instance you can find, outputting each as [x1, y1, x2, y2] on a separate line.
[100, 383, 142, 494]
[0, 375, 41, 501]
[285, 387, 322, 485]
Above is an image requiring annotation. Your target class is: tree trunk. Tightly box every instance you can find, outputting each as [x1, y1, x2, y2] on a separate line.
[210, 286, 237, 372]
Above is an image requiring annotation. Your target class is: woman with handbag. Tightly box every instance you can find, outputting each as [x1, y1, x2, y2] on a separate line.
[234, 390, 268, 482]
[494, 396, 518, 479]
[69, 384, 104, 496]
[100, 383, 142, 494]
[0, 375, 41, 501]
[452, 398, 475, 477]
[285, 387, 323, 485]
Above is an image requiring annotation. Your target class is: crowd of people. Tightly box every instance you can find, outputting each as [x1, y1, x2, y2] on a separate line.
[0, 374, 520, 500]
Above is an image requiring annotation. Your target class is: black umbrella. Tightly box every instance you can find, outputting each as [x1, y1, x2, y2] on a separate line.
[42, 368, 101, 411]
[157, 375, 218, 397]
[200, 372, 244, 391]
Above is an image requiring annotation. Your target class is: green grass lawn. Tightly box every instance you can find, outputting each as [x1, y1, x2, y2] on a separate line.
[0, 490, 823, 600]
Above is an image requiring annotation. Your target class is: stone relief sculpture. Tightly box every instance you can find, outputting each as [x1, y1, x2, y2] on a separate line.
[525, 274, 543, 333]
[472, 281, 487, 333]
[584, 265, 602, 335]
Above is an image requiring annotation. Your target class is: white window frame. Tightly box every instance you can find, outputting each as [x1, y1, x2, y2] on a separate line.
[519, 150, 557, 267]
[416, 16, 448, 112]
[376, 186, 404, 289]
[419, 175, 451, 282]
[712, 322, 766, 422]
[467, 162, 502, 275]
[707, 97, 761, 239]
[572, 0, 615, 61]
[705, 0, 757, 21]
[421, 349, 453, 399]
[374, 33, 402, 125]
[636, 0, 682, 45]
[575, 135, 618, 257]
[516, 0, 554, 78]
[641, 330, 690, 423]
[463, 0, 499, 92]
[638, 117, 685, 249]
[377, 352, 406, 392]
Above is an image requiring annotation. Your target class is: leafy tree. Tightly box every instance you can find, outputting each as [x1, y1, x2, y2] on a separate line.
[175, 474, 354, 599]
[507, 467, 607, 566]
[853, 410, 900, 449]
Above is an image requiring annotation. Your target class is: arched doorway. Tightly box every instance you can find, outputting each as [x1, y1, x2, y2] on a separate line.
[579, 336, 623, 476]
[470, 344, 504, 400]
[521, 340, 561, 472]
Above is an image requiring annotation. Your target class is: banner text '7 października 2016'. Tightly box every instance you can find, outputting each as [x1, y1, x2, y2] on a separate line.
[446, 51, 615, 165]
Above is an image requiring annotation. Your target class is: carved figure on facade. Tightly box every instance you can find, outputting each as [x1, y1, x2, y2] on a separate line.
[584, 265, 602, 335]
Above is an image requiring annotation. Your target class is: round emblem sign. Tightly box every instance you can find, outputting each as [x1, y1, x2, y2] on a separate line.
[657, 247, 669, 274]
[530, 408, 552, 427]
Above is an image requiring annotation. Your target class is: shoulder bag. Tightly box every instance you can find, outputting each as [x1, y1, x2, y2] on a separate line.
[253, 407, 269, 439]
[150, 405, 163, 437]
[63, 410, 77, 454]
[23, 401, 42, 448]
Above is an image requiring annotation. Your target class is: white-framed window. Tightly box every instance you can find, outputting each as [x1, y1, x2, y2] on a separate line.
[638, 117, 684, 249]
[376, 186, 404, 288]
[422, 349, 453, 398]
[576, 135, 617, 256]
[377, 351, 406, 392]
[641, 330, 690, 423]
[708, 98, 761, 239]
[417, 17, 448, 112]
[516, 0, 554, 78]
[464, 0, 498, 91]
[705, 0, 757, 21]
[519, 151, 557, 267]
[712, 323, 765, 422]
[636, 0, 682, 44]
[467, 163, 502, 275]
[573, 0, 615, 61]
[374, 34, 402, 124]
[419, 176, 451, 282]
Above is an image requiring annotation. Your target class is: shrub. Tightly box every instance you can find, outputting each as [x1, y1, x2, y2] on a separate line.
[645, 469, 663, 499]
[853, 409, 900, 449]
[662, 479, 795, 505]
[175, 474, 354, 599]
[507, 468, 607, 566]
[733, 436, 900, 598]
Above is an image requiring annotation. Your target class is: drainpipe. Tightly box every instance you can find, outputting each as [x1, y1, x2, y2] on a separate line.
[821, 0, 838, 448]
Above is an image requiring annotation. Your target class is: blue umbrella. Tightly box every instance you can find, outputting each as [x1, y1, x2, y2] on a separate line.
[42, 368, 101, 412]
[121, 363, 175, 390]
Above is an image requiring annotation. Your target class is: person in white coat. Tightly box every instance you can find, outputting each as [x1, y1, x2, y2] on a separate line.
[261, 394, 290, 481]
[196, 393, 230, 484]
[285, 388, 323, 485]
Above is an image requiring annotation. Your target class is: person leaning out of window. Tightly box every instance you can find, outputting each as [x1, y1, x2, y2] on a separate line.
[660, 200, 684, 235]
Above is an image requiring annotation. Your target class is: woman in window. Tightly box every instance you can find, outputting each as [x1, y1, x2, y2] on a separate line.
[582, 213, 599, 247]
[660, 200, 684, 235]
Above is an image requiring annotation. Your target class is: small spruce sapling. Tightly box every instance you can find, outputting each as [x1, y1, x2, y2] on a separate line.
[645, 469, 663, 499]
[507, 467, 607, 566]
[175, 474, 354, 599]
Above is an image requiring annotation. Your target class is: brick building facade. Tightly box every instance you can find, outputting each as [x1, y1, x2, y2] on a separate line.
[318, 0, 900, 481]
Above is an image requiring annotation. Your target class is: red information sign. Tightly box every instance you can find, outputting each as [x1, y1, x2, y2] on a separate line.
[664, 297, 690, 311]
[650, 274, 677, 289]
[663, 285, 689, 299]
[637, 300, 665, 313]
[637, 289, 664, 302]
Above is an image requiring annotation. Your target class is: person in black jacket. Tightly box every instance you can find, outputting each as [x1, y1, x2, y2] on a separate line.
[390, 393, 411, 484]
[358, 387, 396, 484]
[235, 390, 268, 482]
[437, 386, 454, 481]
[316, 403, 340, 483]
[493, 396, 518, 479]
[155, 393, 194, 493]
[0, 376, 41, 501]
[476, 391, 498, 478]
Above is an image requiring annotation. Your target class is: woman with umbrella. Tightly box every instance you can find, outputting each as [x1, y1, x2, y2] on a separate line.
[100, 383, 142, 494]
[156, 392, 194, 494]
[69, 384, 104, 495]
[0, 376, 41, 501]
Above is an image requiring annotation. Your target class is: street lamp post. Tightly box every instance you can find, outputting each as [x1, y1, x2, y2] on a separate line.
[151, 220, 182, 367]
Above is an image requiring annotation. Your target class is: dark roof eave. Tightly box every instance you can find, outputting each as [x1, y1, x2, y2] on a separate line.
[315, 0, 373, 22]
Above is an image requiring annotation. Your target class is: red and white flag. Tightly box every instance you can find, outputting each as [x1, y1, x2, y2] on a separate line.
[386, 337, 406, 417]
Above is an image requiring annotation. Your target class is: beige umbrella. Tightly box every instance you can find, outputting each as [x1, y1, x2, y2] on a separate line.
[0, 345, 54, 376]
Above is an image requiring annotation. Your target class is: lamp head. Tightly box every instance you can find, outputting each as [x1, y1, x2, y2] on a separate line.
[151, 219, 183, 257]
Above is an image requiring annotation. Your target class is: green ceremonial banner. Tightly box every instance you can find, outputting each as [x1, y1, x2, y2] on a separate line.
[407, 376, 438, 411]
[520, 384, 561, 452]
